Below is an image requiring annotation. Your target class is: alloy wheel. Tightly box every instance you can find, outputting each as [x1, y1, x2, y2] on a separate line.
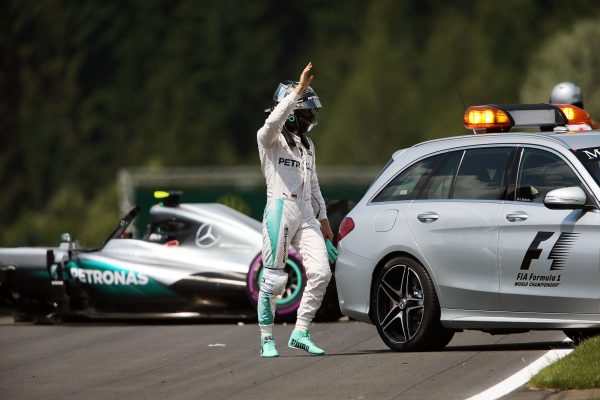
[375, 263, 425, 344]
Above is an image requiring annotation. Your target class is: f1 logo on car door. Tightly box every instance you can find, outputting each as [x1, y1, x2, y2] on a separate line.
[520, 231, 580, 272]
[514, 231, 580, 288]
[498, 147, 600, 314]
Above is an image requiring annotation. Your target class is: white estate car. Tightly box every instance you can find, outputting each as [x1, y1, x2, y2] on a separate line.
[335, 103, 600, 351]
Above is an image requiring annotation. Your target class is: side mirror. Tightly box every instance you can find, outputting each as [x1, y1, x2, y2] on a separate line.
[544, 186, 587, 210]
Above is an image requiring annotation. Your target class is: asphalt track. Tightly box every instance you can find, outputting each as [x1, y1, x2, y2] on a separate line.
[0, 317, 573, 400]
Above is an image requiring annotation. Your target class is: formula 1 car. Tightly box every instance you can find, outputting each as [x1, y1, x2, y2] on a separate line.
[0, 191, 345, 323]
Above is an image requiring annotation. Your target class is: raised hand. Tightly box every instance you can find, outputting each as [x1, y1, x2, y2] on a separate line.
[295, 62, 314, 95]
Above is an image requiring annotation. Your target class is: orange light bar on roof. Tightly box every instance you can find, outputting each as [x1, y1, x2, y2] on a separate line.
[555, 104, 592, 125]
[464, 106, 511, 130]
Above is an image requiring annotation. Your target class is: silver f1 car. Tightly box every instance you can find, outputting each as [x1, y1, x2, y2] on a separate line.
[0, 192, 343, 323]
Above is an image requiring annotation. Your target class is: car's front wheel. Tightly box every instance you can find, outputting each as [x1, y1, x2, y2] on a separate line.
[371, 256, 454, 351]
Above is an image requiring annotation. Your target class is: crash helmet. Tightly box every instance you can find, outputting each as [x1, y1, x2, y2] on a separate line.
[273, 80, 322, 134]
[550, 82, 584, 109]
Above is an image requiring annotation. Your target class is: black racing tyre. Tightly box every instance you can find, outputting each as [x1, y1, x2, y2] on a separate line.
[371, 256, 454, 352]
[563, 329, 600, 344]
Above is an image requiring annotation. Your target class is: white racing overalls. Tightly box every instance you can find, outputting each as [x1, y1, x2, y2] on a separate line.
[256, 91, 331, 330]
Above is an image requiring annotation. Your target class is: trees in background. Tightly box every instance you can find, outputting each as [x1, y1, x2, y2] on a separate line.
[520, 18, 600, 120]
[1, 0, 599, 246]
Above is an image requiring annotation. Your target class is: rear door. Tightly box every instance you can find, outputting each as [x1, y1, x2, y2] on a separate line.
[407, 146, 514, 311]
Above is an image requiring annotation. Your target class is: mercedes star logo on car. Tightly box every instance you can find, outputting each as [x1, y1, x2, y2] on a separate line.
[195, 223, 219, 248]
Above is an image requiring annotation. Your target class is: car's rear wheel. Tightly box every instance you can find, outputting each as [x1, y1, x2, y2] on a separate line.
[246, 251, 306, 321]
[563, 329, 600, 344]
[371, 256, 454, 351]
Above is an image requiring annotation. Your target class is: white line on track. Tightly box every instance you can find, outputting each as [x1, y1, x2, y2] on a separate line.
[465, 338, 573, 400]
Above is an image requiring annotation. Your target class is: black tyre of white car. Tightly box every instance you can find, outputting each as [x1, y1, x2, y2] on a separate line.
[372, 256, 454, 352]
[563, 329, 600, 344]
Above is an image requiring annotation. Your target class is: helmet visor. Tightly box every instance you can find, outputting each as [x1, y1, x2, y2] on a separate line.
[296, 95, 322, 110]
[273, 81, 322, 110]
[274, 82, 295, 104]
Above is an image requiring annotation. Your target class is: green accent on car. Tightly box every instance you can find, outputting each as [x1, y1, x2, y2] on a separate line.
[264, 199, 284, 269]
[66, 259, 175, 297]
[33, 270, 50, 279]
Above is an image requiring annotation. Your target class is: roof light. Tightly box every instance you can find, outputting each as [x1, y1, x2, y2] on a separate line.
[554, 104, 592, 125]
[464, 106, 511, 130]
[463, 104, 580, 133]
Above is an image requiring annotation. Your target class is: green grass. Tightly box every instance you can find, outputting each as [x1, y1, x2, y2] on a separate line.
[0, 307, 12, 316]
[530, 336, 600, 390]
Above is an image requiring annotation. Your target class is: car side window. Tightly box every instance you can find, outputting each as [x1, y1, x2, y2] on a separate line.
[372, 154, 443, 202]
[418, 151, 462, 200]
[513, 148, 581, 203]
[452, 147, 512, 200]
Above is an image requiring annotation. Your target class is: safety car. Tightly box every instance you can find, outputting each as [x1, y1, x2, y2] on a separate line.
[335, 103, 600, 351]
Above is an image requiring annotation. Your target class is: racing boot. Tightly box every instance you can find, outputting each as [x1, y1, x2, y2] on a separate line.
[288, 329, 325, 355]
[260, 336, 279, 358]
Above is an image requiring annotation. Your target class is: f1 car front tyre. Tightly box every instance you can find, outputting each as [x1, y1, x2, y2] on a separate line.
[371, 256, 454, 352]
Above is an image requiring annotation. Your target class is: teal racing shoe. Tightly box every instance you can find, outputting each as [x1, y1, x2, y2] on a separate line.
[288, 330, 325, 355]
[260, 336, 279, 358]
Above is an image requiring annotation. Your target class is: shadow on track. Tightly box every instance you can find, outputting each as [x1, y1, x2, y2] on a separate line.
[307, 341, 575, 357]
[444, 340, 573, 352]
[283, 349, 391, 357]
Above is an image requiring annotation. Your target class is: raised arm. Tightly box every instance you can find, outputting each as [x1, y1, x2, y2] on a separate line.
[257, 63, 314, 147]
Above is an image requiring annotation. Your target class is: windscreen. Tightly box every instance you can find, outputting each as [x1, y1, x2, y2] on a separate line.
[573, 147, 600, 187]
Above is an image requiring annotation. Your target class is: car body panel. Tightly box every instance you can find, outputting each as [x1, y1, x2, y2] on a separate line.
[0, 248, 52, 296]
[498, 204, 600, 314]
[406, 200, 502, 311]
[336, 130, 600, 331]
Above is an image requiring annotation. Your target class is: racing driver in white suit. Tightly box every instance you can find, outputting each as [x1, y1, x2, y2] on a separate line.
[256, 62, 334, 357]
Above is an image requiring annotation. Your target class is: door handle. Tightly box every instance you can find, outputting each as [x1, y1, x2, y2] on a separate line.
[417, 212, 439, 223]
[506, 212, 528, 222]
